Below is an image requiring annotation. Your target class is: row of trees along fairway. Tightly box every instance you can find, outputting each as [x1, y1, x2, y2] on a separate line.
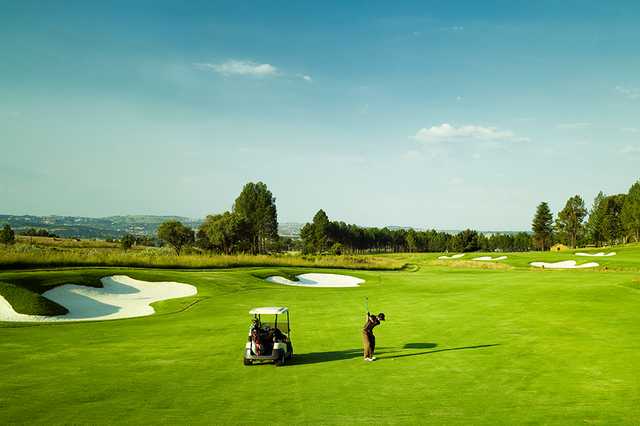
[300, 209, 532, 254]
[531, 179, 640, 249]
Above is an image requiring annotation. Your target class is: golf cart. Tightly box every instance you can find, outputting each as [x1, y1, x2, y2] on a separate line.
[244, 307, 293, 366]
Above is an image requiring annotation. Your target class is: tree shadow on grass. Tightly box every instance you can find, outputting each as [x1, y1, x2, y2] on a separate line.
[384, 344, 500, 360]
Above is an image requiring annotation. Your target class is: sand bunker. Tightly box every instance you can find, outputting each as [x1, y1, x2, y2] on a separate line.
[473, 256, 508, 261]
[530, 261, 599, 269]
[0, 275, 197, 323]
[438, 254, 465, 260]
[265, 273, 364, 288]
[576, 252, 616, 257]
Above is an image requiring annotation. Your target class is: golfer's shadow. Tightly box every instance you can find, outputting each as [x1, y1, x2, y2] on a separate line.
[291, 349, 361, 365]
[290, 344, 499, 365]
[291, 347, 398, 365]
[381, 343, 500, 360]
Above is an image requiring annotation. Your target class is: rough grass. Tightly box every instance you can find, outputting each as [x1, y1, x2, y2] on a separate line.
[0, 245, 405, 271]
[15, 235, 122, 249]
[0, 281, 68, 316]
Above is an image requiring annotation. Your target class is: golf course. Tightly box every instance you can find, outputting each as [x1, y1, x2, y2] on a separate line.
[2, 245, 639, 424]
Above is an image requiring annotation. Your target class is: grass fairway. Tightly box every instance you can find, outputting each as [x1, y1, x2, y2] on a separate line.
[1, 247, 640, 424]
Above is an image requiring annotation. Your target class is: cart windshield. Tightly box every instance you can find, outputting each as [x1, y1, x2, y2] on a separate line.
[260, 320, 289, 334]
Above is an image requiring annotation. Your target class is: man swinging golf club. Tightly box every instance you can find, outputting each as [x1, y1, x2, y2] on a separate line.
[362, 297, 385, 361]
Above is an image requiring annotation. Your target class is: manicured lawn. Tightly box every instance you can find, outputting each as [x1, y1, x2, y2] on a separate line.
[1, 248, 639, 424]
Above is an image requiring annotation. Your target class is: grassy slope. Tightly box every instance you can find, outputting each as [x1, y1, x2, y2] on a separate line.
[0, 251, 639, 424]
[0, 282, 68, 316]
[0, 270, 107, 315]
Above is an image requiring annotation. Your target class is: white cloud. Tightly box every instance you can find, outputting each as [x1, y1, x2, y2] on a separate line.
[402, 149, 423, 161]
[194, 60, 278, 77]
[441, 26, 464, 32]
[413, 123, 529, 144]
[556, 122, 591, 129]
[621, 145, 640, 154]
[615, 85, 640, 100]
[621, 127, 639, 133]
[301, 75, 312, 82]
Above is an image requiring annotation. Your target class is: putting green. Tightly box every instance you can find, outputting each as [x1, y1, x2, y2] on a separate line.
[1, 246, 640, 424]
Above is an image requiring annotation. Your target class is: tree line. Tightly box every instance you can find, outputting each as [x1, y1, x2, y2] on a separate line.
[299, 209, 533, 254]
[531, 179, 640, 250]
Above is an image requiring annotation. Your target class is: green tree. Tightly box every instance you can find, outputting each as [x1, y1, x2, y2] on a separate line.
[120, 234, 135, 251]
[199, 212, 249, 254]
[555, 195, 587, 248]
[312, 209, 330, 253]
[453, 229, 480, 252]
[157, 220, 195, 255]
[532, 202, 554, 251]
[0, 224, 16, 247]
[601, 194, 626, 245]
[586, 191, 607, 246]
[621, 180, 640, 242]
[232, 182, 278, 254]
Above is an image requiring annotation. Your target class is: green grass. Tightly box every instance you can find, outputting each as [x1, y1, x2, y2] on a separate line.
[0, 282, 68, 316]
[1, 248, 640, 424]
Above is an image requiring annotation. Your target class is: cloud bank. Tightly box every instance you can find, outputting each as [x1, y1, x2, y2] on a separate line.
[615, 85, 640, 100]
[195, 60, 278, 77]
[413, 123, 529, 144]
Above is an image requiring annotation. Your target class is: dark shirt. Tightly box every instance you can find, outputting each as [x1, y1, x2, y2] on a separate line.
[363, 314, 380, 334]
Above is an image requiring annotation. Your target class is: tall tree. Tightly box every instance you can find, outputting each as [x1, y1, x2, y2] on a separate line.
[621, 180, 640, 242]
[233, 182, 278, 254]
[312, 209, 330, 253]
[532, 202, 554, 251]
[157, 220, 195, 255]
[601, 194, 626, 245]
[555, 195, 587, 248]
[0, 224, 16, 247]
[586, 191, 607, 246]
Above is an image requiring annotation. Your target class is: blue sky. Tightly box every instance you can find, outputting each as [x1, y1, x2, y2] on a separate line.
[1, 1, 639, 230]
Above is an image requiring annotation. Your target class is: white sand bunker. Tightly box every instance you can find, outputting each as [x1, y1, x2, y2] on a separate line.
[0, 275, 197, 323]
[576, 252, 616, 257]
[473, 256, 508, 261]
[265, 273, 364, 288]
[438, 254, 465, 260]
[530, 261, 599, 269]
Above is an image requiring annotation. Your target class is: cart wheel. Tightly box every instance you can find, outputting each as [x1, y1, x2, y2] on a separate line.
[274, 350, 286, 366]
[243, 358, 253, 366]
[286, 343, 293, 360]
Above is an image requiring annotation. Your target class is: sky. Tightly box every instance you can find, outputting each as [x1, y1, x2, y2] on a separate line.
[1, 0, 639, 230]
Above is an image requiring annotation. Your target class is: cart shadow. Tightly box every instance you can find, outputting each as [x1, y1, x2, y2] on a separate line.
[382, 343, 500, 360]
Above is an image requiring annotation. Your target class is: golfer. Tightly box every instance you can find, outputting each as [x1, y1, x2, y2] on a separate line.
[362, 312, 385, 361]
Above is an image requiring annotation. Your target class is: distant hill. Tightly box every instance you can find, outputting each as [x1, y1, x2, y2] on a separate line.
[0, 215, 527, 240]
[0, 214, 202, 239]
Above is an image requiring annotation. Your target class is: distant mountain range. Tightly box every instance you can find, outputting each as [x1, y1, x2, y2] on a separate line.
[0, 214, 527, 239]
[0, 214, 202, 239]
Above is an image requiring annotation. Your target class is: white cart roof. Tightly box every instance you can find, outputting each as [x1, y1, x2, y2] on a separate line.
[250, 307, 288, 315]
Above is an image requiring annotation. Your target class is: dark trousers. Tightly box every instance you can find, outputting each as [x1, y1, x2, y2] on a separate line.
[362, 331, 376, 358]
